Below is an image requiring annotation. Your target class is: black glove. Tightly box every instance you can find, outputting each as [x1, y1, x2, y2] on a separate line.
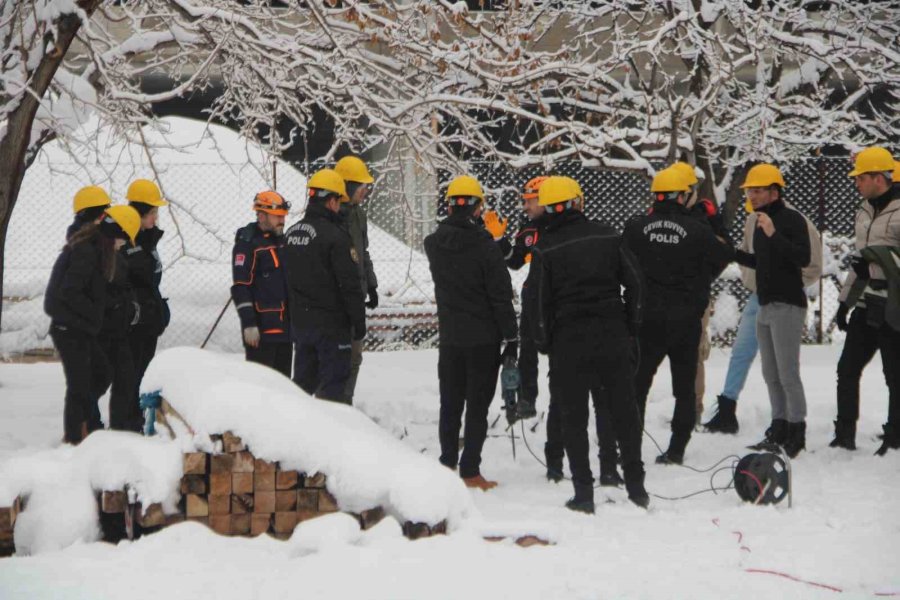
[850, 256, 869, 280]
[365, 287, 379, 309]
[836, 303, 849, 332]
[501, 340, 518, 362]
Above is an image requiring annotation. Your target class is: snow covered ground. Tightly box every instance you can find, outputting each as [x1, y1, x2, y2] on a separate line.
[0, 344, 898, 599]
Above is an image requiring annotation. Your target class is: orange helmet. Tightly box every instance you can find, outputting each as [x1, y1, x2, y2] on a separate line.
[253, 190, 290, 216]
[522, 176, 549, 201]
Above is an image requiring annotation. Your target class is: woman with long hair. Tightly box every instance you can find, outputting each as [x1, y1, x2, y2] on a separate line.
[44, 200, 140, 444]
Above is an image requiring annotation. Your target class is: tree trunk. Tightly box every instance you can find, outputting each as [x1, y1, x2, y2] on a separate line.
[0, 6, 97, 332]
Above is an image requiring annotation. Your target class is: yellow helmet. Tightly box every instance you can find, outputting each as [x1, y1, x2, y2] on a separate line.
[848, 147, 895, 177]
[126, 179, 168, 207]
[741, 163, 785, 189]
[893, 158, 899, 182]
[334, 156, 374, 184]
[73, 186, 111, 214]
[307, 168, 347, 200]
[650, 168, 690, 193]
[446, 175, 484, 203]
[103, 205, 141, 244]
[670, 161, 699, 187]
[538, 176, 583, 206]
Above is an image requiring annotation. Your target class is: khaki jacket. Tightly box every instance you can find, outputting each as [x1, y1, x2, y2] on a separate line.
[340, 203, 378, 292]
[839, 195, 900, 303]
[740, 201, 823, 292]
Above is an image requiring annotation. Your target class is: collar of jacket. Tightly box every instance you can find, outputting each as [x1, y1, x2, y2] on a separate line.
[545, 209, 586, 231]
[652, 199, 689, 215]
[758, 198, 786, 216]
[136, 226, 164, 249]
[442, 211, 483, 231]
[867, 186, 896, 215]
[305, 202, 344, 223]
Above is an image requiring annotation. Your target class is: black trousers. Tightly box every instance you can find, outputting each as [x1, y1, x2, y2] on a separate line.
[246, 340, 293, 379]
[438, 343, 501, 478]
[130, 333, 159, 391]
[292, 327, 350, 402]
[99, 335, 141, 432]
[634, 314, 701, 453]
[549, 319, 644, 488]
[50, 327, 110, 443]
[836, 307, 900, 426]
[546, 388, 618, 467]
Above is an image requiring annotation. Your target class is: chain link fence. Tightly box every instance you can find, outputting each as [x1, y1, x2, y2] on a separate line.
[1, 155, 860, 356]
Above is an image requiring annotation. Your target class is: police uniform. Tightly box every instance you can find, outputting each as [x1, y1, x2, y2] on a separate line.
[283, 203, 366, 401]
[623, 198, 733, 463]
[231, 222, 292, 377]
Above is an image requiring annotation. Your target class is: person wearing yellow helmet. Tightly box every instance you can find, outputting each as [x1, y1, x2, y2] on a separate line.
[124, 179, 171, 393]
[623, 167, 734, 466]
[523, 175, 648, 511]
[732, 163, 813, 458]
[283, 169, 365, 403]
[230, 189, 293, 378]
[832, 148, 900, 455]
[334, 156, 378, 404]
[424, 175, 518, 491]
[44, 204, 141, 443]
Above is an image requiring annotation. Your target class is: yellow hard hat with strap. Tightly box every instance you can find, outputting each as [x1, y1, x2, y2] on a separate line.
[126, 179, 168, 207]
[848, 147, 895, 177]
[73, 186, 111, 214]
[307, 169, 347, 200]
[741, 164, 785, 188]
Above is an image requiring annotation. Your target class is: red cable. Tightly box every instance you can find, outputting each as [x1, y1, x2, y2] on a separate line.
[738, 469, 766, 503]
[744, 568, 843, 593]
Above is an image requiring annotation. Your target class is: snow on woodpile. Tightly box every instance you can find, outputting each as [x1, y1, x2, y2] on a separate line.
[141, 347, 476, 527]
[0, 432, 182, 555]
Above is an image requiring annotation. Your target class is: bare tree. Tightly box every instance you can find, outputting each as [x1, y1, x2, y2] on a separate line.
[2, 0, 899, 328]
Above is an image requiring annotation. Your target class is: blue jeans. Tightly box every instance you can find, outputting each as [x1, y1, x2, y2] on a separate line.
[721, 294, 760, 402]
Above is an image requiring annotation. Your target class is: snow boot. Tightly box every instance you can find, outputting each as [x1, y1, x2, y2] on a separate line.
[656, 430, 689, 465]
[748, 419, 788, 450]
[782, 421, 806, 459]
[703, 395, 739, 434]
[655, 451, 683, 465]
[546, 456, 564, 482]
[624, 470, 650, 509]
[828, 419, 857, 450]
[875, 423, 900, 456]
[463, 474, 498, 490]
[599, 463, 624, 487]
[565, 483, 595, 514]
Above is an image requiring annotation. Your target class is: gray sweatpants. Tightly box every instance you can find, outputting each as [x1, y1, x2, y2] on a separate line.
[756, 302, 807, 422]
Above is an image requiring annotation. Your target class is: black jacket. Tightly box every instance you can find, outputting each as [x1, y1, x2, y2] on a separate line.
[124, 227, 168, 337]
[525, 211, 643, 350]
[424, 212, 518, 347]
[231, 222, 291, 343]
[497, 216, 547, 271]
[44, 235, 108, 336]
[735, 199, 811, 308]
[623, 200, 733, 319]
[100, 253, 137, 339]
[283, 204, 365, 338]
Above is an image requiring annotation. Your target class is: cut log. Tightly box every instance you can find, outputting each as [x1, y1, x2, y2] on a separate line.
[272, 512, 298, 534]
[358, 507, 386, 530]
[304, 472, 326, 488]
[431, 521, 447, 535]
[296, 489, 319, 511]
[255, 458, 276, 473]
[231, 514, 251, 535]
[232, 494, 253, 514]
[209, 515, 231, 535]
[186, 494, 209, 518]
[187, 516, 209, 526]
[275, 470, 299, 490]
[318, 490, 339, 513]
[402, 522, 431, 540]
[209, 472, 232, 496]
[222, 431, 246, 453]
[254, 469, 275, 492]
[180, 474, 208, 495]
[275, 491, 297, 512]
[137, 503, 166, 528]
[210, 453, 234, 474]
[515, 535, 550, 547]
[0, 501, 19, 530]
[232, 472, 253, 495]
[101, 490, 127, 514]
[231, 451, 255, 473]
[296, 509, 319, 523]
[182, 452, 208, 475]
[254, 491, 276, 513]
[250, 513, 271, 537]
[208, 494, 231, 516]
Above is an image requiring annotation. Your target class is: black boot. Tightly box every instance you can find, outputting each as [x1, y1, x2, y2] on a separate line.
[656, 430, 690, 465]
[748, 419, 788, 450]
[782, 421, 806, 459]
[599, 460, 624, 487]
[565, 483, 595, 514]
[875, 423, 900, 456]
[703, 395, 739, 434]
[546, 456, 564, 483]
[623, 469, 650, 509]
[828, 419, 856, 450]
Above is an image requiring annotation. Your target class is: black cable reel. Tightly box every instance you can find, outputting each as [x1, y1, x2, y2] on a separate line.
[733, 447, 792, 506]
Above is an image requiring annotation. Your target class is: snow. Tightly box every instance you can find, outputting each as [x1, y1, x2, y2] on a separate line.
[1, 344, 898, 598]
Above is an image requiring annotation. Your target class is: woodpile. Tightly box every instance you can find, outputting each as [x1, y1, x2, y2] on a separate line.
[0, 497, 21, 557]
